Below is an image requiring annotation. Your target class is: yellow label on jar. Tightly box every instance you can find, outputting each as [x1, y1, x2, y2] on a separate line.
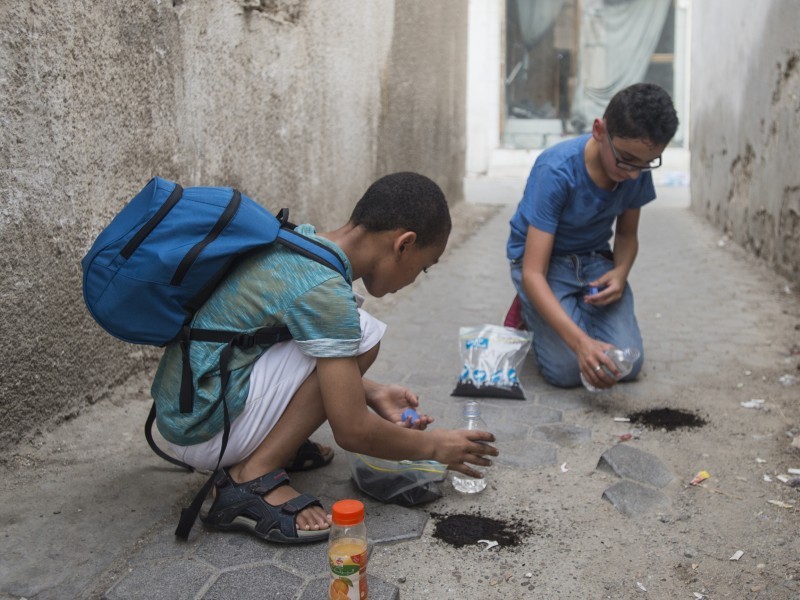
[328, 538, 368, 600]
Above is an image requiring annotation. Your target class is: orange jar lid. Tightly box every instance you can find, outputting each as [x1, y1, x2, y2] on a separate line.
[331, 499, 365, 526]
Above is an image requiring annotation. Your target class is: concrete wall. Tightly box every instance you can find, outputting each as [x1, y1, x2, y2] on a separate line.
[690, 0, 800, 284]
[0, 0, 467, 450]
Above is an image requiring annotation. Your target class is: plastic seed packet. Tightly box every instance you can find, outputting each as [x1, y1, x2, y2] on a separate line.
[348, 453, 447, 506]
[451, 324, 532, 400]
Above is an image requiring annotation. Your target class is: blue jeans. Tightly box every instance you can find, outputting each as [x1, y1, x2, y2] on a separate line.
[510, 253, 644, 388]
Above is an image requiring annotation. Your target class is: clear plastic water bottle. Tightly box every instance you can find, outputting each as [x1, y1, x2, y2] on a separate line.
[451, 401, 489, 494]
[580, 347, 641, 392]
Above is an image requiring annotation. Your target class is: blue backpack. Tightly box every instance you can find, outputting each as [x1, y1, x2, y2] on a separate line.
[82, 177, 350, 537]
[82, 176, 347, 346]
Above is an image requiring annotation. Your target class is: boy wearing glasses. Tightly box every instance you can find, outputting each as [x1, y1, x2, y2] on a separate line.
[506, 82, 679, 390]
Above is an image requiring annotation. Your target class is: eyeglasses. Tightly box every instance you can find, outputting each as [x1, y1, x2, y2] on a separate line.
[607, 137, 662, 172]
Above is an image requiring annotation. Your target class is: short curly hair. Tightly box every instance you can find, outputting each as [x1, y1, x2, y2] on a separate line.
[349, 172, 451, 247]
[604, 83, 679, 146]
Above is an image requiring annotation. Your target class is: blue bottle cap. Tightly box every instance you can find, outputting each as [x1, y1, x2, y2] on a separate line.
[401, 408, 419, 423]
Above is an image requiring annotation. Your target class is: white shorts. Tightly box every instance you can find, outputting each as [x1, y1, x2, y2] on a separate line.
[169, 308, 386, 471]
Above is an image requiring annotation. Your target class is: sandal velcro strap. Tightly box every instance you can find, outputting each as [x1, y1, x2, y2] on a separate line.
[281, 493, 322, 515]
[248, 468, 289, 496]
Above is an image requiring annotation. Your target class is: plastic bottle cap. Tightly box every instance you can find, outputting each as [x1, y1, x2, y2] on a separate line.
[331, 499, 365, 526]
[401, 407, 420, 423]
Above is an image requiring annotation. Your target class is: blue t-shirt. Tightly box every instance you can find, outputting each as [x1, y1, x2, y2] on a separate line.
[151, 224, 361, 446]
[506, 134, 656, 259]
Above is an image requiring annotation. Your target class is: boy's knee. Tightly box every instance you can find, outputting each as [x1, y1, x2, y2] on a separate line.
[532, 340, 582, 388]
[537, 356, 582, 388]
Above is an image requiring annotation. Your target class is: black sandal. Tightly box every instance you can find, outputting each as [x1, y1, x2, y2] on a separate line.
[200, 468, 330, 544]
[285, 439, 335, 472]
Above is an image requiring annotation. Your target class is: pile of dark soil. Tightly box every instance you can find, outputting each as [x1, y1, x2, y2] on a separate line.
[628, 408, 707, 431]
[430, 511, 534, 548]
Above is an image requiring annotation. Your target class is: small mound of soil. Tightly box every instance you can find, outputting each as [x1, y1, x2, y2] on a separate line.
[628, 408, 707, 431]
[430, 511, 533, 548]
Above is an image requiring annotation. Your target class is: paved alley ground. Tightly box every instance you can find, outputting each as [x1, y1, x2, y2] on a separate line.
[1, 166, 799, 599]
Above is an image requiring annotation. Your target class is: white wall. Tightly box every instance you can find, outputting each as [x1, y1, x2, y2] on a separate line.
[0, 0, 468, 449]
[466, 0, 503, 176]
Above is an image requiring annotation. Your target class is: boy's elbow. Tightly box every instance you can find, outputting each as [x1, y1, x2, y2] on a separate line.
[332, 426, 362, 453]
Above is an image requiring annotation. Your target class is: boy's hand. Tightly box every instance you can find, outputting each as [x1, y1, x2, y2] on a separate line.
[365, 382, 434, 430]
[584, 269, 626, 306]
[429, 429, 498, 478]
[576, 337, 618, 389]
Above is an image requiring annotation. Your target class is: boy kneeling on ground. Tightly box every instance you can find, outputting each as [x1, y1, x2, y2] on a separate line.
[507, 83, 679, 390]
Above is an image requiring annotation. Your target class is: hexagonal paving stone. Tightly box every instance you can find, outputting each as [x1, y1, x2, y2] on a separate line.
[193, 530, 278, 569]
[601, 480, 670, 517]
[530, 423, 592, 447]
[538, 391, 596, 412]
[129, 526, 191, 564]
[319, 477, 369, 510]
[361, 500, 429, 544]
[495, 439, 558, 468]
[105, 559, 215, 600]
[506, 403, 564, 426]
[202, 563, 304, 600]
[483, 413, 531, 440]
[596, 444, 674, 488]
[275, 539, 328, 576]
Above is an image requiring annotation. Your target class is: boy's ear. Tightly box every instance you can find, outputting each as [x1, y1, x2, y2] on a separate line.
[395, 230, 418, 256]
[591, 118, 606, 141]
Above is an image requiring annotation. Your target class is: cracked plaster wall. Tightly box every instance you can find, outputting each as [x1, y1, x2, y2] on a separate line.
[0, 0, 467, 450]
[690, 0, 800, 285]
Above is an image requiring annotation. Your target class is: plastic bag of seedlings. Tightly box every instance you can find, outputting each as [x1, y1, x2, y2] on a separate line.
[452, 324, 532, 400]
[348, 453, 448, 506]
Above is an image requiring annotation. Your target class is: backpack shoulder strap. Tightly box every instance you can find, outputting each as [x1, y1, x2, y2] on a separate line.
[275, 224, 349, 282]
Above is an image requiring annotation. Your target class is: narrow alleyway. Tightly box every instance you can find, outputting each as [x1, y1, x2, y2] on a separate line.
[1, 165, 798, 599]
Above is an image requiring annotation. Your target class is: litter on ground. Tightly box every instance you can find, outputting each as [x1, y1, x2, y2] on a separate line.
[729, 550, 744, 561]
[740, 399, 766, 409]
[690, 470, 710, 486]
[767, 500, 794, 509]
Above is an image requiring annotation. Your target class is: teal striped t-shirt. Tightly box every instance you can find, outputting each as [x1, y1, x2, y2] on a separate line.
[151, 224, 360, 446]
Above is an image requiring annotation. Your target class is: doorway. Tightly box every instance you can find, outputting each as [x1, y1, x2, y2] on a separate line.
[503, 0, 681, 149]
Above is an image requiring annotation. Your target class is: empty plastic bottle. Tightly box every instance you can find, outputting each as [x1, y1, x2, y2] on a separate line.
[451, 401, 489, 494]
[580, 347, 641, 393]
